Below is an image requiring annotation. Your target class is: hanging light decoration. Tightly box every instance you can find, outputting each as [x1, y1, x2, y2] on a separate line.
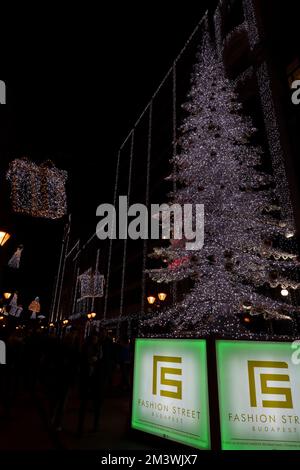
[28, 297, 41, 319]
[8, 245, 23, 269]
[78, 269, 104, 298]
[6, 158, 68, 219]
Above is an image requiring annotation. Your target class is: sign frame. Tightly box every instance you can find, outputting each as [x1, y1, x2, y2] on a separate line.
[131, 337, 211, 450]
[216, 339, 300, 451]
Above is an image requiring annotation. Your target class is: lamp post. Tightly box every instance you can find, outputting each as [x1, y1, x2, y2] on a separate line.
[86, 312, 96, 337]
[147, 292, 167, 313]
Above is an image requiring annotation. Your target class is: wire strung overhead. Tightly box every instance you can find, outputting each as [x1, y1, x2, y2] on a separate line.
[119, 130, 135, 318]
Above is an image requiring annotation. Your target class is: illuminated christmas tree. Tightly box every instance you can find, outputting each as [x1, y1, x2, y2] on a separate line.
[145, 33, 300, 338]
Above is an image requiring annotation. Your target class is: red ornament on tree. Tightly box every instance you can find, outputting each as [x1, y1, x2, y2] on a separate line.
[168, 256, 190, 270]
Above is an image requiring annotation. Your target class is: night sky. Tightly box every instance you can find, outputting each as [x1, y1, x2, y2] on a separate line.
[0, 2, 212, 312]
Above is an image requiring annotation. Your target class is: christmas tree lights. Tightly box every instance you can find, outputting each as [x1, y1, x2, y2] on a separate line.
[144, 33, 300, 339]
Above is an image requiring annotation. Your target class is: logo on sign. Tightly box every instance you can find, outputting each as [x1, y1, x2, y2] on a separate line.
[248, 360, 293, 409]
[152, 355, 182, 399]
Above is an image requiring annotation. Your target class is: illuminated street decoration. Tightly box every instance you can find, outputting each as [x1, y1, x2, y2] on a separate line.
[78, 268, 104, 299]
[6, 158, 68, 219]
[28, 297, 41, 320]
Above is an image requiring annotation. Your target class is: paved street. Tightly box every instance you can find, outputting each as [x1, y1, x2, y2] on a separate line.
[0, 387, 151, 451]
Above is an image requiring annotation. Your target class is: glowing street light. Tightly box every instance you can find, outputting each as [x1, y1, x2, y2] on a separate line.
[158, 292, 167, 301]
[0, 231, 10, 247]
[147, 296, 156, 305]
[3, 292, 12, 300]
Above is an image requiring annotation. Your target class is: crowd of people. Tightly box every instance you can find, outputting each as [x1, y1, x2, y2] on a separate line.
[0, 325, 133, 436]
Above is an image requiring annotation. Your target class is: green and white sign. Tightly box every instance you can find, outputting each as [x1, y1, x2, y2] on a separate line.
[132, 338, 210, 450]
[216, 340, 300, 450]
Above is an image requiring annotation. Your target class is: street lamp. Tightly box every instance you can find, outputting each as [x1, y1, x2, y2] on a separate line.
[3, 292, 12, 300]
[62, 319, 69, 325]
[90, 312, 96, 319]
[147, 296, 156, 305]
[87, 313, 92, 320]
[158, 292, 167, 301]
[0, 231, 10, 247]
